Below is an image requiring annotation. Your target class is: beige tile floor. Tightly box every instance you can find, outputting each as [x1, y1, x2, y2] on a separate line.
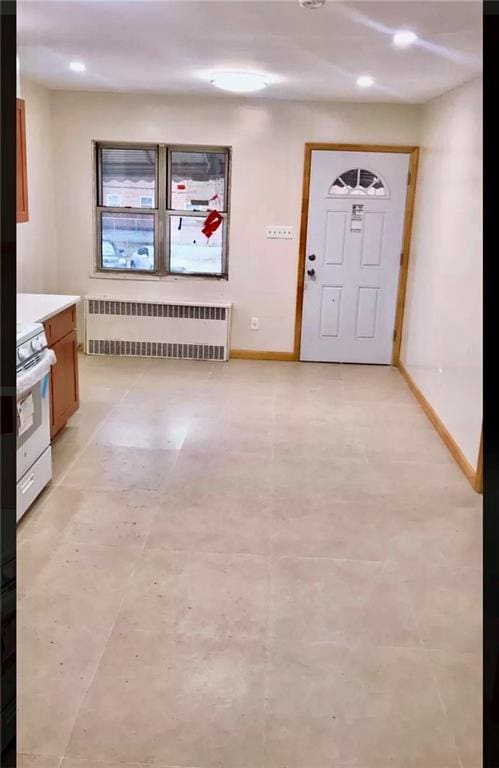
[17, 353, 482, 768]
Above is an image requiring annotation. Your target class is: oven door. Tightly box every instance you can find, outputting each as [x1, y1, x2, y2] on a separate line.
[16, 352, 52, 483]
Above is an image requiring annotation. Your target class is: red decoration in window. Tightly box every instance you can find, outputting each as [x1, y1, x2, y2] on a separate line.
[177, 183, 186, 190]
[202, 210, 223, 240]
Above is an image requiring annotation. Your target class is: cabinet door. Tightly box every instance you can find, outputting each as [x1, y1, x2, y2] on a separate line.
[45, 305, 77, 346]
[17, 98, 29, 223]
[50, 330, 79, 438]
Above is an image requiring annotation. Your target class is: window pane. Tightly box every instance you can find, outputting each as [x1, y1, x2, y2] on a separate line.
[170, 151, 226, 212]
[101, 147, 156, 207]
[101, 212, 155, 271]
[329, 168, 387, 197]
[169, 215, 223, 275]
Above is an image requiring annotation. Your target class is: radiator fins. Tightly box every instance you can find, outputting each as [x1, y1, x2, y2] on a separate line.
[88, 339, 225, 361]
[87, 299, 226, 321]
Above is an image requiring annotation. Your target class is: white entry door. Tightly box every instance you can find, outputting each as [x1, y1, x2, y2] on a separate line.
[300, 150, 410, 364]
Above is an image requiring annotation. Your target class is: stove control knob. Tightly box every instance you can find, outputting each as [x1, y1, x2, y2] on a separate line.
[31, 338, 43, 352]
[18, 346, 29, 361]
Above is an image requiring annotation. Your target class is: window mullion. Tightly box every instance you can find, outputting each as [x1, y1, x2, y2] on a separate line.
[98, 206, 152, 215]
[96, 144, 102, 207]
[167, 209, 227, 218]
[158, 145, 168, 275]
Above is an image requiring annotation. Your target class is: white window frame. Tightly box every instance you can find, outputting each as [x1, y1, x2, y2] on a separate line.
[95, 141, 231, 279]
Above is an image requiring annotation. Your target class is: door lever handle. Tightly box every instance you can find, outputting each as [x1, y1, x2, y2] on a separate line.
[307, 268, 316, 277]
[308, 254, 316, 261]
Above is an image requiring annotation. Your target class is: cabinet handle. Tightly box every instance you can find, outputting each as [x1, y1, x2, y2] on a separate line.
[20, 474, 35, 494]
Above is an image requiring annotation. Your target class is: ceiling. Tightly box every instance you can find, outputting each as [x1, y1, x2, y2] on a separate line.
[17, 0, 482, 104]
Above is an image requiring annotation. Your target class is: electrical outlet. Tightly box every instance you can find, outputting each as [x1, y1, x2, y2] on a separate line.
[266, 225, 293, 239]
[251, 317, 259, 330]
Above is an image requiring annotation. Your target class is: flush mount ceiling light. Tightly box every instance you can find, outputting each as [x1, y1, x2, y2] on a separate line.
[298, 0, 326, 8]
[69, 61, 86, 72]
[393, 29, 418, 48]
[356, 75, 374, 88]
[210, 72, 268, 93]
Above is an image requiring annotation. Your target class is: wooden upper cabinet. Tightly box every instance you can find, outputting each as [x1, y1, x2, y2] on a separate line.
[17, 98, 29, 223]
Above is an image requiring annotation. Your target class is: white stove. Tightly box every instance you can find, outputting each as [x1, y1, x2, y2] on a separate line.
[16, 321, 55, 521]
[17, 320, 42, 341]
[16, 322, 47, 366]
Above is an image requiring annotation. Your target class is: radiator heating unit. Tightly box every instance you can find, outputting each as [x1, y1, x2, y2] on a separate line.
[84, 297, 232, 361]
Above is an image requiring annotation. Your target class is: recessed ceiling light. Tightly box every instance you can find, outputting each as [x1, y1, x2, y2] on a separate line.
[298, 0, 326, 8]
[393, 30, 418, 48]
[210, 72, 268, 93]
[69, 61, 86, 73]
[356, 75, 374, 88]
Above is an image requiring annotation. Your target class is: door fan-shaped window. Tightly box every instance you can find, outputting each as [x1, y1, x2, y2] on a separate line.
[329, 168, 387, 197]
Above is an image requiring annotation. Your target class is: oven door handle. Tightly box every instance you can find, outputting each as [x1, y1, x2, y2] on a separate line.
[17, 348, 57, 399]
[20, 473, 35, 494]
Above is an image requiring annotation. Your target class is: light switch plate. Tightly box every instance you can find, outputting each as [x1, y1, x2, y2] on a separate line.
[266, 226, 293, 239]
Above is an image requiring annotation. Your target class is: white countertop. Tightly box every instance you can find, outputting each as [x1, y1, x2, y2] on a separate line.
[17, 293, 81, 325]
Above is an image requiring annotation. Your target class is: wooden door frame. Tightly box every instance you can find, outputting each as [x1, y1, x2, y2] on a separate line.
[293, 142, 420, 365]
[17, 98, 29, 223]
[474, 428, 483, 493]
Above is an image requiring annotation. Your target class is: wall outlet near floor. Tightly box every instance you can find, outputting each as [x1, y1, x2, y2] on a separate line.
[251, 317, 259, 330]
[266, 225, 293, 239]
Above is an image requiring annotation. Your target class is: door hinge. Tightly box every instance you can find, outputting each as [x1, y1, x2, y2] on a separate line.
[407, 170, 411, 186]
[393, 328, 397, 341]
[400, 252, 404, 265]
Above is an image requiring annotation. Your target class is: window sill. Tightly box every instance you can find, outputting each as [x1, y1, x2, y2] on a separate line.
[89, 271, 228, 283]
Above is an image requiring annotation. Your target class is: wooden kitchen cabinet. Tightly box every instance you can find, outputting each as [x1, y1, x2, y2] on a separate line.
[17, 98, 29, 223]
[44, 306, 79, 438]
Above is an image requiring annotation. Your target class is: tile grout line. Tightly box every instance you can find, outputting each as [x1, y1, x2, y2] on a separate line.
[399, 571, 465, 768]
[58, 385, 186, 763]
[53, 368, 144, 489]
[262, 550, 272, 768]
[261, 386, 278, 768]
[427, 653, 465, 768]
[137, 545, 269, 558]
[270, 553, 398, 565]
[17, 368, 146, 602]
[262, 419, 275, 768]
[59, 755, 206, 768]
[270, 378, 278, 453]
[54, 359, 174, 763]
[59, 474, 166, 764]
[397, 569, 425, 650]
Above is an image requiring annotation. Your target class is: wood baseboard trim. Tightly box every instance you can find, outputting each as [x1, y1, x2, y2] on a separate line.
[398, 361, 481, 493]
[230, 349, 296, 361]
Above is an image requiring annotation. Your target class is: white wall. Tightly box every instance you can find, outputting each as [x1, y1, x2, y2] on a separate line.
[20, 78, 482, 472]
[50, 89, 421, 351]
[401, 78, 482, 469]
[17, 77, 58, 294]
